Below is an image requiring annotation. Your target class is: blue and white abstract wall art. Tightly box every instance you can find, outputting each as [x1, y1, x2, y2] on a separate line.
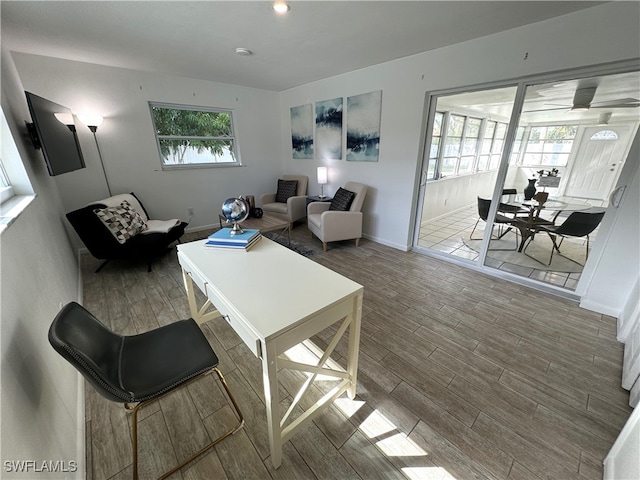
[291, 104, 314, 159]
[315, 97, 343, 160]
[346, 90, 382, 162]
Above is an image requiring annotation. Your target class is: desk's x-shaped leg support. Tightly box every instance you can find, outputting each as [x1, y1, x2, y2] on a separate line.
[183, 272, 221, 325]
[278, 317, 352, 437]
[264, 304, 361, 467]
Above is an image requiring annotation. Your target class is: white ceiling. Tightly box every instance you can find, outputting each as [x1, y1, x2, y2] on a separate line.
[437, 71, 640, 125]
[4, 1, 638, 124]
[2, 1, 608, 92]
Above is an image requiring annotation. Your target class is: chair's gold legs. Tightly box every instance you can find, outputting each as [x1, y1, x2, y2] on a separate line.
[355, 238, 360, 247]
[126, 367, 244, 480]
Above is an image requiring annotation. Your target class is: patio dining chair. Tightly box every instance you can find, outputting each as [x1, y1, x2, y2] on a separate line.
[470, 197, 519, 249]
[523, 209, 605, 265]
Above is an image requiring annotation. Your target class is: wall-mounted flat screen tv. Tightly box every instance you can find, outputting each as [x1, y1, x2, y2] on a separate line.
[25, 91, 86, 176]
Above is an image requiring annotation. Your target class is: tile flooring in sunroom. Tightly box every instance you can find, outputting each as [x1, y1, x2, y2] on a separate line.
[417, 204, 594, 291]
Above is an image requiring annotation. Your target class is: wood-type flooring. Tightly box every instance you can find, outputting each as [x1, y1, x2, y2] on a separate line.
[81, 225, 631, 480]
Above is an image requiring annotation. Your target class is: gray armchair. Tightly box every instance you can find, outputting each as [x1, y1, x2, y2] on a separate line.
[259, 175, 308, 228]
[307, 181, 368, 251]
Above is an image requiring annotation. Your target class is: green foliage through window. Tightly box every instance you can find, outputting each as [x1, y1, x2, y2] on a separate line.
[150, 103, 239, 167]
[522, 124, 577, 167]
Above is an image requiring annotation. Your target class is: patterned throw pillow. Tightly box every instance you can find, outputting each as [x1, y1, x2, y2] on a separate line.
[94, 200, 148, 244]
[329, 187, 356, 211]
[275, 179, 298, 203]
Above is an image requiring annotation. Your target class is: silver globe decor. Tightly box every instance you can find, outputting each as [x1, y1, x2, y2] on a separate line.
[221, 196, 250, 235]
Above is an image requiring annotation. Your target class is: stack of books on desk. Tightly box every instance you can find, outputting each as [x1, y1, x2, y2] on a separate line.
[205, 228, 262, 251]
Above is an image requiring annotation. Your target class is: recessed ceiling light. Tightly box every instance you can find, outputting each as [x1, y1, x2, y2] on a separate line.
[272, 1, 290, 14]
[235, 47, 253, 56]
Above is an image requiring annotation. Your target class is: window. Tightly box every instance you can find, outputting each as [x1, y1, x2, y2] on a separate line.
[459, 117, 481, 175]
[0, 112, 15, 204]
[1, 108, 36, 234]
[522, 125, 577, 166]
[150, 103, 239, 169]
[477, 121, 495, 172]
[591, 129, 618, 140]
[0, 159, 14, 204]
[427, 112, 443, 179]
[509, 126, 525, 165]
[442, 114, 464, 176]
[428, 110, 509, 180]
[489, 122, 507, 170]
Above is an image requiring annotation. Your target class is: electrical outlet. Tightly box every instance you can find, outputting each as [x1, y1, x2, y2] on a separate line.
[187, 207, 194, 216]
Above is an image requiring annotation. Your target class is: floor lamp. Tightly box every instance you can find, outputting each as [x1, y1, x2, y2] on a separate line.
[78, 114, 111, 196]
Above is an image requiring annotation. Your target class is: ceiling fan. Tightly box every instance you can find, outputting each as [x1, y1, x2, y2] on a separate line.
[525, 83, 640, 113]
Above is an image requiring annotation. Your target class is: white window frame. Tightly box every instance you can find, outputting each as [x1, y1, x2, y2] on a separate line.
[0, 159, 14, 203]
[149, 102, 241, 170]
[520, 124, 578, 167]
[1, 108, 36, 234]
[428, 110, 509, 180]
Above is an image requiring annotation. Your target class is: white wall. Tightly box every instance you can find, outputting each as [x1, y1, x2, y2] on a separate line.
[11, 53, 284, 241]
[1, 45, 83, 478]
[279, 2, 640, 250]
[421, 171, 498, 222]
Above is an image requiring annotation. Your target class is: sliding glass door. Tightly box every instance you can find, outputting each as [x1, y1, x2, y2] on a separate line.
[414, 68, 640, 293]
[414, 85, 517, 265]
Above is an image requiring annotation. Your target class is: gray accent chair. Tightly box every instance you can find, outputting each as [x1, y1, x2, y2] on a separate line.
[307, 181, 368, 251]
[259, 175, 308, 228]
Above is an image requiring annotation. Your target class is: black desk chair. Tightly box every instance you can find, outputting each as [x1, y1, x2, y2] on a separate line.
[49, 302, 244, 480]
[524, 210, 605, 265]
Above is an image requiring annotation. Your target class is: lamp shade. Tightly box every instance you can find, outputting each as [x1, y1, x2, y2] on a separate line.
[78, 114, 104, 128]
[54, 113, 74, 126]
[317, 166, 328, 185]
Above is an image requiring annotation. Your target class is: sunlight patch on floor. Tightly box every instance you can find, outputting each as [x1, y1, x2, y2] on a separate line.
[377, 433, 427, 457]
[402, 466, 458, 480]
[282, 336, 457, 478]
[358, 408, 398, 438]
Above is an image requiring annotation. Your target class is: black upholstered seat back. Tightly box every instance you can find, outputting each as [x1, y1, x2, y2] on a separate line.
[49, 302, 131, 402]
[553, 211, 605, 238]
[478, 197, 512, 224]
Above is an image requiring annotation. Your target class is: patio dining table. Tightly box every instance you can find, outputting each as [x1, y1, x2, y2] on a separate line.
[500, 195, 593, 252]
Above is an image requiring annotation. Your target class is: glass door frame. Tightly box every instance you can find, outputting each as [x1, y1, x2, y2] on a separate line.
[411, 59, 640, 299]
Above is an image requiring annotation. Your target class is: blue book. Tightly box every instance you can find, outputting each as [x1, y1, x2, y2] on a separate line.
[205, 234, 262, 251]
[207, 228, 260, 244]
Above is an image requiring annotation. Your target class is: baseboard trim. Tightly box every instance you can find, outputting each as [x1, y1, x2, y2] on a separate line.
[363, 233, 409, 252]
[579, 299, 621, 318]
[185, 223, 218, 234]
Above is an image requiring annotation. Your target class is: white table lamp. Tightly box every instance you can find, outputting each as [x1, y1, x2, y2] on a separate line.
[317, 167, 328, 198]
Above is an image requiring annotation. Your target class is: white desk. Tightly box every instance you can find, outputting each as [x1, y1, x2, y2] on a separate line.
[177, 237, 363, 467]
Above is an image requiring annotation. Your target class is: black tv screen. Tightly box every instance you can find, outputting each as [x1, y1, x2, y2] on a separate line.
[25, 91, 86, 176]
